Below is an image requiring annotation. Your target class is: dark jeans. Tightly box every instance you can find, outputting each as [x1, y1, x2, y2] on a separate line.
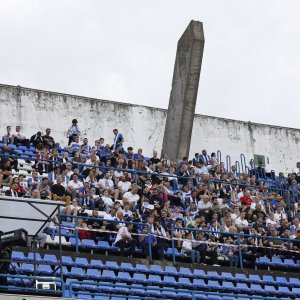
[115, 239, 137, 256]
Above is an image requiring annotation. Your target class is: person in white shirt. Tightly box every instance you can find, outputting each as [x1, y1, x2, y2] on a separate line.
[123, 186, 140, 208]
[235, 212, 249, 230]
[117, 175, 132, 193]
[197, 195, 212, 217]
[67, 174, 83, 198]
[12, 125, 30, 147]
[102, 189, 114, 213]
[181, 232, 200, 264]
[274, 205, 287, 222]
[114, 222, 137, 256]
[98, 172, 114, 191]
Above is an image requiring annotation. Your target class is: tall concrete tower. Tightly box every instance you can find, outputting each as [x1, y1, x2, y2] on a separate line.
[161, 20, 205, 160]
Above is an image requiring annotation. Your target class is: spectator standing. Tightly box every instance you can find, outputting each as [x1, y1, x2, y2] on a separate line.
[67, 119, 80, 145]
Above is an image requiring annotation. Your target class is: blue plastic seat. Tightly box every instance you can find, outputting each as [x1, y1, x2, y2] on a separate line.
[27, 252, 43, 262]
[164, 276, 177, 285]
[271, 257, 284, 267]
[118, 271, 131, 281]
[207, 271, 220, 280]
[11, 251, 26, 261]
[292, 288, 300, 296]
[178, 277, 192, 287]
[62, 256, 74, 266]
[222, 281, 235, 291]
[236, 283, 249, 292]
[21, 263, 34, 273]
[120, 262, 134, 271]
[193, 269, 207, 279]
[250, 284, 264, 294]
[249, 274, 263, 284]
[165, 266, 178, 275]
[25, 151, 34, 157]
[235, 273, 248, 282]
[276, 276, 289, 286]
[256, 256, 271, 266]
[86, 268, 101, 280]
[90, 259, 102, 269]
[207, 280, 222, 290]
[132, 273, 147, 283]
[278, 286, 292, 296]
[265, 285, 278, 295]
[9, 262, 21, 273]
[69, 237, 82, 247]
[283, 258, 296, 268]
[61, 221, 75, 228]
[178, 267, 193, 277]
[81, 239, 98, 249]
[262, 275, 275, 285]
[221, 272, 235, 281]
[74, 257, 89, 268]
[135, 263, 149, 273]
[37, 264, 53, 275]
[43, 254, 58, 265]
[102, 269, 115, 280]
[193, 279, 205, 287]
[148, 274, 161, 284]
[149, 264, 164, 275]
[290, 277, 300, 287]
[105, 260, 118, 269]
[70, 267, 86, 278]
[81, 280, 98, 291]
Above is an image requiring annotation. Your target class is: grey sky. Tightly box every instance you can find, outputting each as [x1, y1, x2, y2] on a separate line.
[1, 0, 299, 128]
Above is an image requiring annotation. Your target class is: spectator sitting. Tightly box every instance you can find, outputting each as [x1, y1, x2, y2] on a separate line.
[42, 128, 55, 149]
[0, 158, 14, 187]
[2, 126, 14, 144]
[12, 125, 30, 148]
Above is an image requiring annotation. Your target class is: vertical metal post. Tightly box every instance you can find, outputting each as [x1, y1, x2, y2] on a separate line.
[217, 150, 222, 164]
[237, 232, 243, 269]
[147, 224, 152, 263]
[171, 224, 176, 264]
[75, 216, 79, 254]
[58, 204, 63, 283]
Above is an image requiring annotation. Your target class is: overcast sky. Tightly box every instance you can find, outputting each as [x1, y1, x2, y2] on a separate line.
[1, 0, 299, 128]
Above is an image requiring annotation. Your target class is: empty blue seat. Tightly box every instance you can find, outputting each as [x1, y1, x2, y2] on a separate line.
[236, 283, 249, 292]
[193, 279, 205, 287]
[18, 146, 27, 151]
[276, 276, 289, 286]
[193, 269, 207, 279]
[207, 280, 222, 290]
[61, 221, 75, 228]
[292, 288, 300, 296]
[70, 267, 86, 278]
[69, 237, 81, 247]
[164, 276, 177, 285]
[43, 254, 58, 265]
[278, 286, 292, 296]
[27, 252, 43, 262]
[290, 277, 300, 287]
[132, 273, 147, 283]
[25, 151, 34, 157]
[90, 259, 103, 268]
[207, 271, 220, 280]
[102, 269, 115, 280]
[148, 274, 161, 284]
[120, 262, 134, 271]
[249, 274, 263, 284]
[21, 263, 34, 273]
[250, 284, 264, 294]
[283, 259, 296, 268]
[165, 266, 178, 275]
[135, 263, 149, 273]
[9, 262, 21, 273]
[262, 275, 275, 285]
[271, 257, 284, 267]
[81, 239, 98, 249]
[74, 257, 89, 268]
[222, 281, 235, 291]
[149, 264, 164, 275]
[105, 260, 118, 269]
[178, 267, 193, 277]
[118, 271, 131, 281]
[11, 251, 26, 261]
[178, 277, 192, 287]
[235, 273, 248, 282]
[221, 272, 235, 281]
[62, 256, 74, 266]
[265, 285, 278, 295]
[81, 280, 98, 291]
[86, 268, 101, 280]
[37, 264, 53, 275]
[256, 256, 271, 266]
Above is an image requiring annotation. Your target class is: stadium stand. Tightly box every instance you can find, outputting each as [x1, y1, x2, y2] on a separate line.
[0, 124, 300, 299]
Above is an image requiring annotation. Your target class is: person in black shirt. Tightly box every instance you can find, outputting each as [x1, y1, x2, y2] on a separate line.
[51, 175, 70, 205]
[0, 158, 13, 187]
[149, 150, 161, 165]
[42, 128, 55, 149]
[87, 210, 104, 241]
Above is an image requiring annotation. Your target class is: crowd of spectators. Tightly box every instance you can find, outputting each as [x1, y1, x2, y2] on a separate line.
[0, 121, 300, 267]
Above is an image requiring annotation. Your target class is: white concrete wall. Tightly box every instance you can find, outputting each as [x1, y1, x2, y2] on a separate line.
[1, 84, 299, 173]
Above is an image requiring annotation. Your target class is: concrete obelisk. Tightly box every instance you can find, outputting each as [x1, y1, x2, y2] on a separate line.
[161, 20, 205, 160]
